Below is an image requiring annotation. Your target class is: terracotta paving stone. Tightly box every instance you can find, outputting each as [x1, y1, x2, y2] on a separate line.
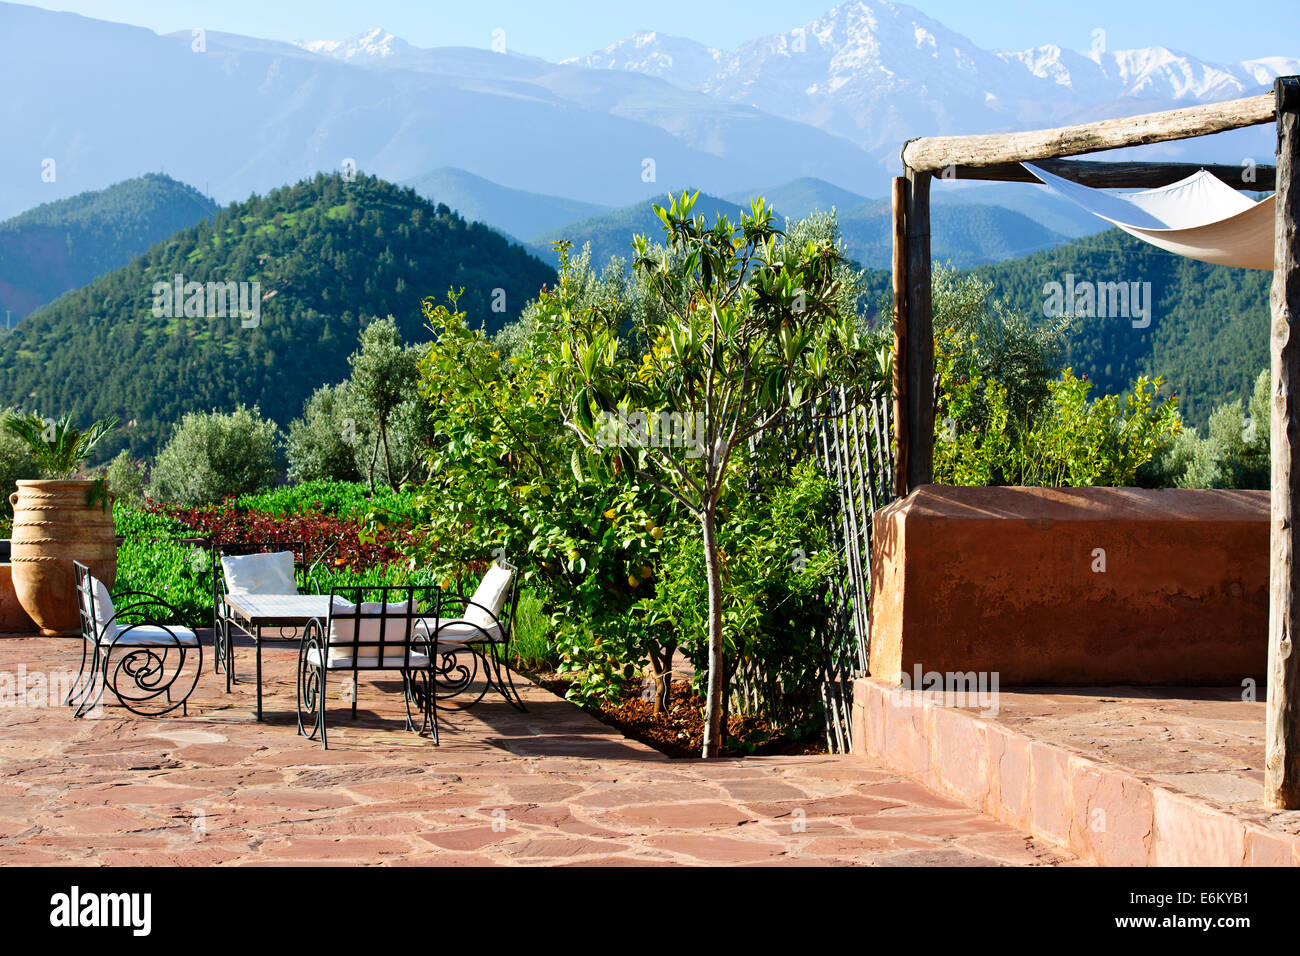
[646, 833, 789, 862]
[0, 634, 1074, 866]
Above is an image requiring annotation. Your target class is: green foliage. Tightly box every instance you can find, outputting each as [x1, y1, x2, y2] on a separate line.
[114, 507, 191, 539]
[634, 457, 838, 727]
[286, 383, 364, 484]
[510, 589, 556, 670]
[104, 449, 147, 510]
[0, 410, 42, 517]
[408, 291, 674, 705]
[0, 412, 118, 479]
[0, 173, 555, 460]
[544, 193, 876, 750]
[932, 270, 1180, 487]
[114, 535, 215, 626]
[347, 315, 427, 491]
[148, 405, 281, 506]
[286, 319, 429, 491]
[234, 478, 415, 520]
[1165, 368, 1270, 489]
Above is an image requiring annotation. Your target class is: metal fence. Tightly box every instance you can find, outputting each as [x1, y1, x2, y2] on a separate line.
[734, 387, 895, 753]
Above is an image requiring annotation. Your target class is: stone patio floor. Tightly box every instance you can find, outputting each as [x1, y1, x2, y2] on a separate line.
[0, 634, 1078, 866]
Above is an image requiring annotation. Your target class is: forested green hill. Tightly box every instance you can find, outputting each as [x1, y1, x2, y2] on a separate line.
[0, 173, 556, 458]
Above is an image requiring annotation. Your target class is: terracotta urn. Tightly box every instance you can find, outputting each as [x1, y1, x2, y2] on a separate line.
[8, 479, 116, 636]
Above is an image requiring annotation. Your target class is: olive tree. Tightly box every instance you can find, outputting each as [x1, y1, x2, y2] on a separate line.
[149, 405, 280, 505]
[348, 316, 426, 491]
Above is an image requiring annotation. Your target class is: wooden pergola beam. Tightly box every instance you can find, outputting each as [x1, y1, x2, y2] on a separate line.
[943, 158, 1276, 192]
[1267, 75, 1300, 811]
[903, 92, 1275, 172]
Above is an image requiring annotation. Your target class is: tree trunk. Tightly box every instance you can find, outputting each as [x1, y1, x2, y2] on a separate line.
[379, 419, 396, 491]
[701, 507, 726, 758]
[367, 431, 381, 493]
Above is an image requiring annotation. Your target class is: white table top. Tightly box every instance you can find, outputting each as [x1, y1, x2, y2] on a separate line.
[223, 592, 334, 623]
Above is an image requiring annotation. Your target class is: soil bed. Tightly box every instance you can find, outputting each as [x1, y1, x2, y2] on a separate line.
[524, 670, 826, 758]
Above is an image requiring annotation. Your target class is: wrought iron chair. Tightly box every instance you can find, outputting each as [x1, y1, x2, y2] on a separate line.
[212, 540, 319, 694]
[297, 585, 442, 749]
[69, 561, 202, 718]
[424, 561, 526, 712]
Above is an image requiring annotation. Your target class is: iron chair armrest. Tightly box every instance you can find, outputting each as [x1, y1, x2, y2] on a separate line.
[111, 592, 188, 624]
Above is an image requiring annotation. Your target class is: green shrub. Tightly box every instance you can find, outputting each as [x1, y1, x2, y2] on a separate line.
[115, 507, 192, 539]
[0, 409, 42, 518]
[931, 268, 1181, 487]
[105, 450, 147, 511]
[149, 405, 281, 506]
[1166, 368, 1270, 489]
[348, 316, 428, 490]
[234, 478, 414, 520]
[509, 588, 555, 670]
[632, 457, 838, 727]
[286, 383, 364, 484]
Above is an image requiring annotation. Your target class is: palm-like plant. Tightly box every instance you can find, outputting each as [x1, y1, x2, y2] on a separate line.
[2, 413, 119, 479]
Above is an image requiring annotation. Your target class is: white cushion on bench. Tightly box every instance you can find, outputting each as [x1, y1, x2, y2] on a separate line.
[327, 599, 419, 665]
[221, 551, 298, 596]
[102, 625, 199, 647]
[306, 648, 429, 670]
[415, 617, 502, 644]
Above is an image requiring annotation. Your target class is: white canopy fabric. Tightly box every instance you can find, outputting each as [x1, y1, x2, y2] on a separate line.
[1022, 162, 1275, 270]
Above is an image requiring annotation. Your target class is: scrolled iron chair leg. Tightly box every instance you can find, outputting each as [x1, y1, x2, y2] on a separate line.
[486, 642, 527, 712]
[74, 654, 110, 719]
[66, 641, 100, 708]
[65, 638, 91, 706]
[427, 664, 438, 745]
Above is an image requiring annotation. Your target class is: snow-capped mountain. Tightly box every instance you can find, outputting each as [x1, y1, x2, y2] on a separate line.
[296, 27, 415, 61]
[569, 0, 1297, 156]
[1004, 44, 1298, 104]
[570, 31, 727, 91]
[0, 0, 1294, 222]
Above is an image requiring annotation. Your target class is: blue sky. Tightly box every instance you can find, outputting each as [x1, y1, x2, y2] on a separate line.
[20, 0, 1298, 62]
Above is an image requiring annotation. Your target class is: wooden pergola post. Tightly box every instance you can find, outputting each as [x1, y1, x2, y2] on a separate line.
[891, 177, 909, 496]
[1267, 74, 1300, 810]
[891, 166, 933, 493]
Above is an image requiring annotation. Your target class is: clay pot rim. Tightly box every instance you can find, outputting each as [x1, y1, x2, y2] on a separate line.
[13, 478, 100, 487]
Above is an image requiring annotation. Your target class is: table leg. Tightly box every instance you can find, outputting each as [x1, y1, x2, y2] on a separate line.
[255, 625, 263, 721]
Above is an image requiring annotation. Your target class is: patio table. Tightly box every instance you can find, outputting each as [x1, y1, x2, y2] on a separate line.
[222, 593, 334, 721]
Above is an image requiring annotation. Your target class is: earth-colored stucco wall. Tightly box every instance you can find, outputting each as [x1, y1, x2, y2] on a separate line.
[867, 486, 1269, 685]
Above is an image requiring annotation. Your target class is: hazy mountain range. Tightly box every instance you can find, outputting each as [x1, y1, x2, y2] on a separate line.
[1, 0, 1292, 222]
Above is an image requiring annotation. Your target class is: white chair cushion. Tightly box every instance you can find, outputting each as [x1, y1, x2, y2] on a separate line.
[81, 575, 119, 642]
[465, 564, 512, 629]
[327, 599, 418, 665]
[221, 551, 298, 596]
[101, 624, 198, 647]
[415, 617, 502, 644]
[306, 648, 430, 670]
